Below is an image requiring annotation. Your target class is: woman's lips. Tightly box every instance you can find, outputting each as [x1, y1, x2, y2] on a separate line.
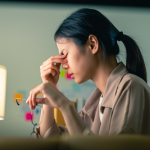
[71, 74, 74, 79]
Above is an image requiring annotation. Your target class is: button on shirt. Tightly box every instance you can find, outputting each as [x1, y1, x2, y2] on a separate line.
[99, 95, 103, 123]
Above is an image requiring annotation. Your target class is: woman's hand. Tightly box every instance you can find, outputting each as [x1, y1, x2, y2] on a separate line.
[26, 81, 69, 110]
[40, 55, 67, 86]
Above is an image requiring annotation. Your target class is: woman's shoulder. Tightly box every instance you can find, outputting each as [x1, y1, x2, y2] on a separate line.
[114, 73, 150, 109]
[120, 72, 150, 93]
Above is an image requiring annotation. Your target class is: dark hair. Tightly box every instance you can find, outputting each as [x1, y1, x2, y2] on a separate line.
[54, 8, 147, 83]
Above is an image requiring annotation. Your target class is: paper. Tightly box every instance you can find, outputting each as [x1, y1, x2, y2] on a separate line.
[25, 112, 34, 121]
[60, 70, 66, 78]
[66, 72, 72, 80]
[14, 93, 23, 102]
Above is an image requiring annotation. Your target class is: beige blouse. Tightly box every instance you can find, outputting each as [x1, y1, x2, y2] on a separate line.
[35, 61, 150, 139]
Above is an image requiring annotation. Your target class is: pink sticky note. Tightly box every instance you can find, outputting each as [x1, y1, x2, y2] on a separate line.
[66, 72, 73, 80]
[25, 112, 34, 121]
[56, 85, 58, 89]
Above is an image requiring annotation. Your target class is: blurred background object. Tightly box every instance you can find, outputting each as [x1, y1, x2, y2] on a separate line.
[0, 1, 150, 138]
[0, 0, 150, 8]
[0, 65, 7, 120]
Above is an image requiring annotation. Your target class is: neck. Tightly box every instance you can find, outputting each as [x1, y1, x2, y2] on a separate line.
[91, 56, 118, 97]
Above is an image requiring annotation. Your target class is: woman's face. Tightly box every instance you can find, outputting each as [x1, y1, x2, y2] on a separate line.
[56, 37, 96, 84]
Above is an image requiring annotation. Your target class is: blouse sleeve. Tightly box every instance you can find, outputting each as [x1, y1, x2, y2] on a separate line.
[35, 108, 93, 139]
[78, 110, 93, 135]
[35, 119, 68, 139]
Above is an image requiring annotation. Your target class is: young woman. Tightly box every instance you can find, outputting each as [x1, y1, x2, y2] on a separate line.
[26, 8, 150, 138]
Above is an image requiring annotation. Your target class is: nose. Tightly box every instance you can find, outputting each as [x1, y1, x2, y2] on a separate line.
[62, 63, 69, 70]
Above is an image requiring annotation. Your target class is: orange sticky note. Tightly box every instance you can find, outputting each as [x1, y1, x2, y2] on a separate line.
[72, 101, 76, 108]
[14, 93, 23, 102]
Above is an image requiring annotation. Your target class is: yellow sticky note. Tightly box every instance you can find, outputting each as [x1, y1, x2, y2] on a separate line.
[14, 93, 23, 102]
[54, 101, 76, 126]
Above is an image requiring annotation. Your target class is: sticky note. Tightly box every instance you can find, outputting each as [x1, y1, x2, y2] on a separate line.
[60, 70, 66, 78]
[25, 112, 34, 121]
[66, 72, 72, 80]
[72, 101, 76, 108]
[14, 93, 23, 102]
[35, 109, 40, 115]
[56, 84, 58, 89]
[54, 101, 76, 126]
[72, 83, 81, 92]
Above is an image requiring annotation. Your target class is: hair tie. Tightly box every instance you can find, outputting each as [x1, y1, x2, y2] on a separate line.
[116, 31, 124, 41]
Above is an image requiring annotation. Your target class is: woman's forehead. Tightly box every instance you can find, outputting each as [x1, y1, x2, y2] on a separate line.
[56, 38, 76, 53]
[56, 37, 73, 44]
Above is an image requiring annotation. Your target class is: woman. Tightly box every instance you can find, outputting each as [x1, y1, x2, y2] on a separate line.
[26, 8, 150, 138]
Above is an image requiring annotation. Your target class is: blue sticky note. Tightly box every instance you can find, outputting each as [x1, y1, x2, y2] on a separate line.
[35, 109, 39, 115]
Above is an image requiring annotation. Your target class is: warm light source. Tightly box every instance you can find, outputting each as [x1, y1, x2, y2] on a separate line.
[0, 65, 7, 120]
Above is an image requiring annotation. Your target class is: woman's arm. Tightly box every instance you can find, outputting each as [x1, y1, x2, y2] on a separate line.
[39, 104, 54, 137]
[60, 100, 86, 135]
[27, 81, 88, 136]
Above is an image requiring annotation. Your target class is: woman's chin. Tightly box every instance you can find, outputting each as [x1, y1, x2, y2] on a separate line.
[75, 78, 86, 84]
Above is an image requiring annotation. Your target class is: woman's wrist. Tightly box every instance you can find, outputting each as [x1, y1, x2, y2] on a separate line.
[59, 98, 72, 113]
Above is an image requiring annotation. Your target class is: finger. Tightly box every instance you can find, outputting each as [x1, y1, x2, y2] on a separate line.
[41, 59, 67, 74]
[30, 94, 32, 109]
[41, 63, 60, 74]
[30, 85, 44, 109]
[27, 94, 32, 109]
[26, 99, 29, 103]
[31, 87, 44, 108]
[43, 58, 67, 67]
[41, 69, 56, 78]
[56, 63, 61, 70]
[43, 55, 66, 65]
[32, 105, 35, 110]
[35, 98, 46, 104]
[32, 91, 36, 108]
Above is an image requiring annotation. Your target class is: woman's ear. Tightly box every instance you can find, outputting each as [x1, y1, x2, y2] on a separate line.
[88, 34, 99, 54]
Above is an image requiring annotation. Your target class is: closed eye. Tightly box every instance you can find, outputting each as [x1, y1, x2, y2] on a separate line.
[65, 53, 68, 58]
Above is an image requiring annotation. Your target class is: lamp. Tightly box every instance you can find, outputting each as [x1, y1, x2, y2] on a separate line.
[0, 65, 7, 120]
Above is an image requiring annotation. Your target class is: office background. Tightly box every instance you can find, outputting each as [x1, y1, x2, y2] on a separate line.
[0, 2, 150, 137]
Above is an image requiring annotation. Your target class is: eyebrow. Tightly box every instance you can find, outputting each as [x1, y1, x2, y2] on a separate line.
[60, 49, 65, 55]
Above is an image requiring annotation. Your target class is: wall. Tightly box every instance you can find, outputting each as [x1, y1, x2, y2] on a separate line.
[0, 2, 150, 137]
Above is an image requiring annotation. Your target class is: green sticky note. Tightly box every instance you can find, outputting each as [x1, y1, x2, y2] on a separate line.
[60, 70, 66, 78]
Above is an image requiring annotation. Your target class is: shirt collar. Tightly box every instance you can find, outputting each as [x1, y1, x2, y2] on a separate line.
[83, 61, 128, 115]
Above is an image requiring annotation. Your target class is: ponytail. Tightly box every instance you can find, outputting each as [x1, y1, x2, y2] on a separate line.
[121, 34, 147, 83]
